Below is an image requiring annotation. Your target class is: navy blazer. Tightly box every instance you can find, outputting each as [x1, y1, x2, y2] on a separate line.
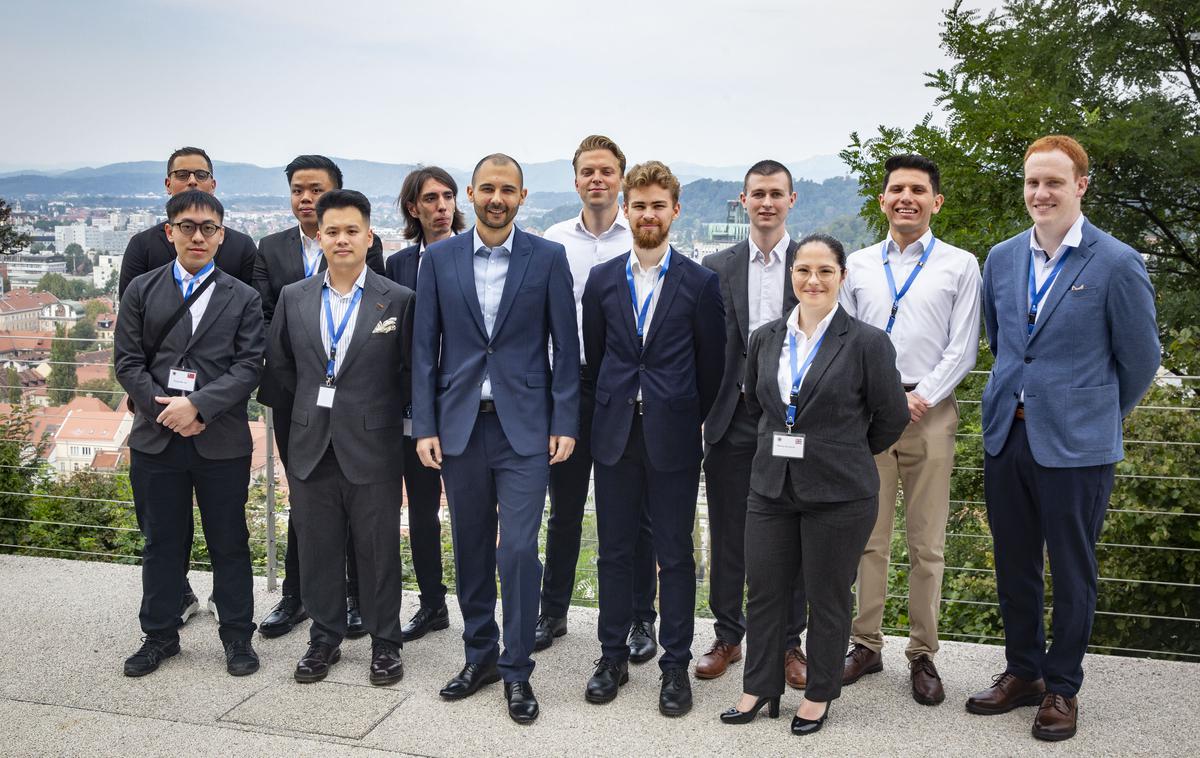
[411, 227, 580, 457]
[119, 223, 256, 300]
[385, 243, 421, 290]
[981, 219, 1159, 467]
[582, 248, 726, 472]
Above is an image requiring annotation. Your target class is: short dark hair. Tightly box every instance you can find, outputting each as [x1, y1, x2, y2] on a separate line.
[743, 159, 793, 192]
[315, 188, 371, 226]
[285, 155, 343, 188]
[166, 189, 224, 222]
[573, 135, 627, 176]
[167, 146, 213, 175]
[472, 153, 523, 187]
[795, 232, 846, 270]
[397, 166, 466, 243]
[882, 154, 941, 195]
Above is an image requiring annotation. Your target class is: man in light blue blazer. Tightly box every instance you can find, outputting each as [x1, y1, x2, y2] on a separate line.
[969, 135, 1159, 742]
[412, 153, 580, 724]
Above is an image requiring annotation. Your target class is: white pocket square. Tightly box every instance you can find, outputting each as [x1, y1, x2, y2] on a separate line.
[372, 317, 397, 334]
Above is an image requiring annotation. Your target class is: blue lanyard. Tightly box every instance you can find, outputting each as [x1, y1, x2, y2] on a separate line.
[301, 240, 320, 278]
[1026, 244, 1073, 335]
[626, 249, 671, 346]
[881, 237, 935, 334]
[785, 331, 825, 430]
[322, 285, 363, 383]
[174, 261, 214, 299]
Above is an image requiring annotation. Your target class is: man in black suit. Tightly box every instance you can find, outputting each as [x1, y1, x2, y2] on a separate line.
[115, 190, 265, 677]
[698, 160, 809, 685]
[268, 189, 415, 686]
[118, 146, 258, 626]
[383, 165, 465, 643]
[582, 161, 726, 717]
[254, 155, 385, 639]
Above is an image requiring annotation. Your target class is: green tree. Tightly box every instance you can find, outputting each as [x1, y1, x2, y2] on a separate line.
[84, 299, 109, 322]
[35, 273, 71, 299]
[48, 324, 77, 405]
[0, 198, 32, 256]
[4, 366, 21, 404]
[69, 319, 96, 351]
[0, 405, 45, 550]
[62, 242, 84, 275]
[104, 269, 118, 295]
[30, 242, 46, 253]
[78, 378, 122, 410]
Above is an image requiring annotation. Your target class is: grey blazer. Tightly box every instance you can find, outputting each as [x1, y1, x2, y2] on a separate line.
[115, 265, 265, 459]
[267, 268, 415, 485]
[743, 306, 909, 502]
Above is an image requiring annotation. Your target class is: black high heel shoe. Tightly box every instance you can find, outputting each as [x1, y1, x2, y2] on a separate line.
[791, 700, 830, 735]
[719, 695, 781, 724]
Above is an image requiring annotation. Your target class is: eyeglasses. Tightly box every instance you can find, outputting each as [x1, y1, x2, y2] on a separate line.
[792, 266, 840, 281]
[168, 169, 213, 182]
[170, 221, 222, 238]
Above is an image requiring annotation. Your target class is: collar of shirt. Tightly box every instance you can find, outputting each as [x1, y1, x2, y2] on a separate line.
[573, 209, 629, 240]
[749, 232, 790, 266]
[173, 259, 215, 289]
[322, 266, 367, 298]
[299, 226, 321, 251]
[473, 225, 516, 257]
[630, 246, 671, 276]
[1029, 213, 1085, 263]
[785, 301, 839, 344]
[885, 227, 935, 260]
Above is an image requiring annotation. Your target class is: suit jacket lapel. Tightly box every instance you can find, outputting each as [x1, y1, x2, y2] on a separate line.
[454, 233, 488, 337]
[403, 250, 419, 290]
[783, 240, 799, 313]
[1028, 226, 1095, 342]
[790, 308, 849, 417]
[762, 321, 789, 425]
[284, 227, 308, 282]
[727, 242, 751, 344]
[301, 277, 329, 368]
[335, 271, 387, 376]
[641, 247, 682, 352]
[617, 253, 639, 349]
[489, 229, 533, 340]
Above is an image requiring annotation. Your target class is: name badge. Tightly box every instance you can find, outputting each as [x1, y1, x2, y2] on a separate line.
[772, 432, 805, 459]
[403, 403, 412, 437]
[316, 385, 336, 408]
[167, 367, 197, 392]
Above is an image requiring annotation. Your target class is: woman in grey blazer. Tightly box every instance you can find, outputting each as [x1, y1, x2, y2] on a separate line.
[718, 234, 908, 735]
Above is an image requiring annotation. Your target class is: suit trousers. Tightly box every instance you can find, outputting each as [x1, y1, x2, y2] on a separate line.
[984, 418, 1113, 697]
[595, 415, 699, 671]
[403, 435, 446, 609]
[274, 398, 360, 600]
[704, 397, 807, 647]
[131, 436, 254, 642]
[544, 368, 657, 621]
[442, 412, 549, 682]
[852, 394, 958, 659]
[743, 480, 877, 702]
[289, 446, 404, 648]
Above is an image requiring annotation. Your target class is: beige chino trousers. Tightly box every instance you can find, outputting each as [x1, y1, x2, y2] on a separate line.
[851, 394, 958, 659]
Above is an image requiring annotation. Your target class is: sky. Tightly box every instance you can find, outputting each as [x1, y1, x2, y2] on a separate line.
[1, 0, 1006, 171]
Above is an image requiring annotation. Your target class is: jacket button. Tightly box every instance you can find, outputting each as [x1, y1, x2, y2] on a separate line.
[638, 364, 646, 371]
[627, 398, 635, 405]
[487, 347, 495, 354]
[742, 350, 747, 357]
[1024, 356, 1033, 363]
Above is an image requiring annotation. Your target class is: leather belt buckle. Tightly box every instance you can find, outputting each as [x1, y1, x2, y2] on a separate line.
[634, 401, 646, 415]
[479, 399, 497, 414]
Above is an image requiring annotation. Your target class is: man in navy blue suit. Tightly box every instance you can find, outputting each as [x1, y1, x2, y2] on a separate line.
[411, 154, 579, 724]
[969, 135, 1159, 741]
[581, 161, 725, 717]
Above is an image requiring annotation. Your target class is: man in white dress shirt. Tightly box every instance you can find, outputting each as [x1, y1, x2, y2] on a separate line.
[839, 154, 982, 705]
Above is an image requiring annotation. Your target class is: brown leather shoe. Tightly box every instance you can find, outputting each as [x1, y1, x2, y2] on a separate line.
[784, 646, 807, 689]
[909, 655, 945, 705]
[1032, 692, 1078, 741]
[842, 643, 882, 685]
[694, 640, 742, 679]
[965, 671, 1046, 715]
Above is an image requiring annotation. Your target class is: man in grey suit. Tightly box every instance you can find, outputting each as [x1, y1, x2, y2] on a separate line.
[969, 135, 1159, 741]
[115, 189, 265, 678]
[268, 189, 415, 687]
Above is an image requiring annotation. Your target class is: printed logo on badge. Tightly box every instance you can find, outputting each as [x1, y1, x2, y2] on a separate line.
[167, 367, 197, 392]
[772, 432, 805, 459]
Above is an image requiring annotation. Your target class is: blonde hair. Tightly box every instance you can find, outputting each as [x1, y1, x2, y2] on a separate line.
[623, 161, 681, 204]
[573, 135, 627, 176]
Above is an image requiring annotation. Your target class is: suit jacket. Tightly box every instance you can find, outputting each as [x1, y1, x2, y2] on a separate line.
[981, 219, 1159, 467]
[743, 307, 908, 501]
[114, 265, 265, 459]
[384, 242, 422, 290]
[582, 249, 726, 472]
[253, 225, 384, 407]
[119, 223, 256, 300]
[267, 268, 415, 484]
[411, 227, 579, 458]
[702, 238, 799, 443]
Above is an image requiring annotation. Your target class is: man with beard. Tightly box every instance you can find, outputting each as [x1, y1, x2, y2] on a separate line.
[581, 161, 725, 717]
[412, 154, 579, 724]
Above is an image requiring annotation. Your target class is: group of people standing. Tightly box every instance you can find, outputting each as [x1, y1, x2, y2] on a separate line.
[113, 132, 1158, 743]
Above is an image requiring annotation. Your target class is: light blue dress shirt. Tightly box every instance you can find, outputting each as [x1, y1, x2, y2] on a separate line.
[473, 225, 516, 400]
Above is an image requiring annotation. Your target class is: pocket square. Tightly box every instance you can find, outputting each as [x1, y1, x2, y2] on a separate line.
[1071, 284, 1087, 291]
[372, 317, 397, 334]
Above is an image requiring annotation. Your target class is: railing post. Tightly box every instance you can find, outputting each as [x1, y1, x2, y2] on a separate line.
[265, 406, 277, 592]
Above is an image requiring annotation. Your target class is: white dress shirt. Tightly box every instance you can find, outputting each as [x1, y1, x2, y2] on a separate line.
[1028, 213, 1086, 314]
[544, 210, 632, 362]
[319, 266, 367, 380]
[473, 226, 516, 399]
[776, 303, 840, 407]
[748, 233, 789, 333]
[299, 227, 323, 278]
[840, 228, 981, 406]
[629, 247, 672, 400]
[172, 260, 217, 336]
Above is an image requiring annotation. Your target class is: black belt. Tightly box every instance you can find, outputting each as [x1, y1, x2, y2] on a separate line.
[479, 399, 497, 413]
[903, 383, 918, 392]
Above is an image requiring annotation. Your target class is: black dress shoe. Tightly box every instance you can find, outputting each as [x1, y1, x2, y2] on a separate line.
[259, 595, 308, 638]
[505, 680, 539, 724]
[628, 619, 658, 663]
[720, 695, 781, 724]
[294, 641, 341, 683]
[369, 640, 404, 686]
[533, 614, 567, 651]
[659, 667, 693, 717]
[585, 657, 629, 704]
[401, 604, 450, 642]
[345, 596, 367, 639]
[791, 701, 830, 735]
[223, 639, 260, 676]
[123, 635, 180, 677]
[439, 662, 501, 700]
[179, 590, 200, 625]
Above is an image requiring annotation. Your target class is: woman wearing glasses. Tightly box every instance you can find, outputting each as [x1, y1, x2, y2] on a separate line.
[718, 233, 908, 735]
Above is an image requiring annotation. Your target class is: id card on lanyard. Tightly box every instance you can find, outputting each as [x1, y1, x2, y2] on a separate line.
[318, 285, 362, 408]
[773, 331, 825, 459]
[627, 249, 670, 349]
